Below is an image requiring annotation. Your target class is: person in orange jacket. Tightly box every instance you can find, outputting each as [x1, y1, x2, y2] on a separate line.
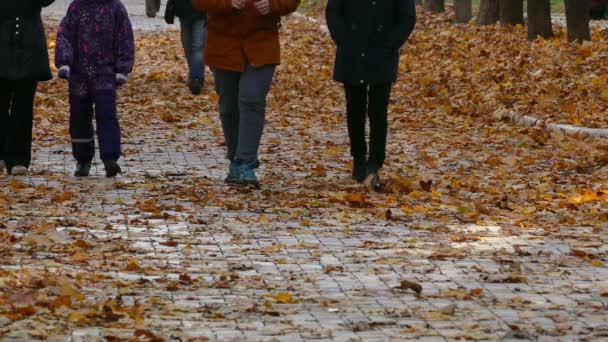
[193, 0, 300, 188]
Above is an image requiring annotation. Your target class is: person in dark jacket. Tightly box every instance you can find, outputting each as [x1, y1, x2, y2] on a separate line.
[165, 0, 207, 94]
[326, 0, 416, 191]
[0, 0, 55, 176]
[55, 0, 135, 178]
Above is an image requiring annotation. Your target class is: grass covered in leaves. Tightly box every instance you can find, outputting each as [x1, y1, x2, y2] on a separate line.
[405, 10, 608, 128]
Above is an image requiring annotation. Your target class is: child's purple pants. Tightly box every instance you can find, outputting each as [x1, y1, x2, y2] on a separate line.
[69, 75, 121, 164]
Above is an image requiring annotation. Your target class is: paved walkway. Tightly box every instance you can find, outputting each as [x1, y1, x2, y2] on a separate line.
[1, 2, 608, 342]
[45, 0, 176, 31]
[8, 129, 606, 341]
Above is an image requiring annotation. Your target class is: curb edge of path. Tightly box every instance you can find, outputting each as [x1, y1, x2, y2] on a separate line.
[494, 109, 608, 138]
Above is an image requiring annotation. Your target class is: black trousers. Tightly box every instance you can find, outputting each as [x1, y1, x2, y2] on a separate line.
[0, 79, 38, 170]
[344, 83, 392, 171]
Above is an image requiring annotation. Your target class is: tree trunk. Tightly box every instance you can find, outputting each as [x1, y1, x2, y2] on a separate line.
[478, 0, 500, 25]
[565, 0, 591, 42]
[528, 0, 553, 40]
[500, 0, 524, 25]
[454, 0, 472, 23]
[424, 0, 445, 13]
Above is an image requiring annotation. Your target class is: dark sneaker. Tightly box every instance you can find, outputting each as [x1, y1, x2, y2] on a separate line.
[189, 78, 202, 95]
[352, 160, 367, 183]
[103, 160, 122, 178]
[238, 163, 260, 188]
[224, 162, 239, 184]
[74, 163, 91, 177]
[368, 172, 382, 192]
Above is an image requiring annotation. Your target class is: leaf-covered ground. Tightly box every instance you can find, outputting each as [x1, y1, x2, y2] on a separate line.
[1, 8, 608, 341]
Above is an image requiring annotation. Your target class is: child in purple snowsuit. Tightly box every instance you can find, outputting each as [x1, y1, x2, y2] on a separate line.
[55, 0, 135, 177]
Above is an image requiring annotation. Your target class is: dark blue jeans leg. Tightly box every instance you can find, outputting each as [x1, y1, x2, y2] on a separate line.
[179, 18, 193, 72]
[180, 17, 207, 85]
[70, 92, 95, 164]
[94, 89, 121, 162]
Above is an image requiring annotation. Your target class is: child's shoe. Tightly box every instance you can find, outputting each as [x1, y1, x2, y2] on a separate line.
[10, 165, 28, 176]
[224, 162, 239, 184]
[74, 162, 91, 177]
[103, 160, 122, 178]
[238, 163, 259, 188]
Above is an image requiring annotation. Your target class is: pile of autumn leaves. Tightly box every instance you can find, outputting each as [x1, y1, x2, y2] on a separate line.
[32, 11, 608, 143]
[34, 8, 608, 143]
[400, 12, 608, 128]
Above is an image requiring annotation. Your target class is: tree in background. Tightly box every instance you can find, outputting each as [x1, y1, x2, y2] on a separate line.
[528, 0, 553, 40]
[424, 0, 445, 13]
[500, 0, 524, 25]
[477, 0, 500, 25]
[565, 0, 591, 42]
[454, 0, 472, 23]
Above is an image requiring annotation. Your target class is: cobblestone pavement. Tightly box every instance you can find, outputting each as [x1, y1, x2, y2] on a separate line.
[7, 130, 608, 341]
[45, 0, 176, 31]
[2, 2, 608, 342]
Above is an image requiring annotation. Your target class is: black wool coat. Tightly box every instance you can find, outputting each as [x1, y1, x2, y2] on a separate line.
[166, 0, 206, 21]
[0, 0, 55, 82]
[326, 0, 416, 86]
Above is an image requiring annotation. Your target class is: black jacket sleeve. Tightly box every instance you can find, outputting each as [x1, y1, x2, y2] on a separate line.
[386, 0, 416, 51]
[164, 0, 176, 24]
[325, 0, 348, 47]
[40, 0, 55, 8]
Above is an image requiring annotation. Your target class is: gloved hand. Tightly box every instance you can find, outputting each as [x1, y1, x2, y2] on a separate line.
[58, 66, 70, 80]
[116, 73, 128, 88]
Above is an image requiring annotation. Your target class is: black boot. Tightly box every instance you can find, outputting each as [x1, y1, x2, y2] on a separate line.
[103, 160, 122, 178]
[189, 78, 202, 95]
[74, 162, 91, 177]
[367, 165, 382, 192]
[352, 159, 367, 183]
[369, 172, 382, 192]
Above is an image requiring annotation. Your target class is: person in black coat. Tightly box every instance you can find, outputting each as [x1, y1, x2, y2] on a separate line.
[0, 0, 55, 175]
[165, 0, 207, 95]
[326, 0, 416, 191]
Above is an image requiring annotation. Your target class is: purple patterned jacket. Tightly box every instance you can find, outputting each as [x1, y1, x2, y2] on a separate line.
[55, 0, 135, 80]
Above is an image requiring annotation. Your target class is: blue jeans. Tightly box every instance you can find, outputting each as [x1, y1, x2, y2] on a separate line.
[179, 17, 207, 84]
